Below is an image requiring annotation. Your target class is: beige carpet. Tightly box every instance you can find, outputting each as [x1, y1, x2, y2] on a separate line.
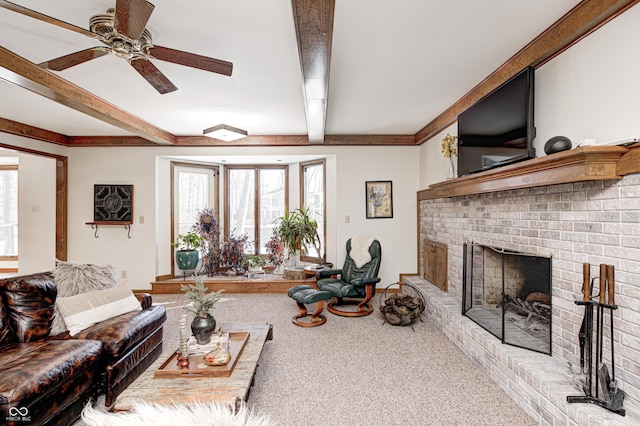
[76, 292, 536, 426]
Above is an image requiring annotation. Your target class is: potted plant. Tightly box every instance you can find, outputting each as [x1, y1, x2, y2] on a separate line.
[181, 274, 224, 345]
[265, 235, 285, 272]
[243, 254, 267, 272]
[220, 230, 250, 274]
[273, 206, 321, 267]
[172, 231, 203, 272]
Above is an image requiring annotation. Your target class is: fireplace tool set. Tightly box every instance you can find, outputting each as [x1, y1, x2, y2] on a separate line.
[567, 263, 625, 415]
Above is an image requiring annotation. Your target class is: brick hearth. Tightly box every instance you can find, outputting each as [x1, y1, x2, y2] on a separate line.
[405, 276, 638, 425]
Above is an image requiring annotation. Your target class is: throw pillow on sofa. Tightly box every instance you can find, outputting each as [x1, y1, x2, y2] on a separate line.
[56, 280, 142, 336]
[50, 261, 119, 335]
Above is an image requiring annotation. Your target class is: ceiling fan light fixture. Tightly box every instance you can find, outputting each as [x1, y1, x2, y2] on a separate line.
[203, 124, 248, 142]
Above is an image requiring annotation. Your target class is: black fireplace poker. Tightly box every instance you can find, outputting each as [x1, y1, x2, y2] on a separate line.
[567, 263, 625, 416]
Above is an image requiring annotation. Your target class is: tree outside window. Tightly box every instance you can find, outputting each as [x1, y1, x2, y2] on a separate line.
[0, 166, 18, 257]
[301, 160, 325, 261]
[226, 166, 287, 254]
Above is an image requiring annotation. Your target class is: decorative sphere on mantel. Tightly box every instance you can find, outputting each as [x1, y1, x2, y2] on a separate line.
[544, 136, 572, 155]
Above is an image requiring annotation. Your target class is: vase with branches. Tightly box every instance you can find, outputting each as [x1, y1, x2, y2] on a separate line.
[193, 207, 221, 276]
[442, 133, 458, 180]
[181, 273, 224, 344]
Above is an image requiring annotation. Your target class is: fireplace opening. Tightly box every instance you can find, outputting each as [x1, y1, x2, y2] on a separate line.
[462, 242, 552, 355]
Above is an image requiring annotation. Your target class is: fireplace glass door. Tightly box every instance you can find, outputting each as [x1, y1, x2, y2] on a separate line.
[462, 242, 552, 355]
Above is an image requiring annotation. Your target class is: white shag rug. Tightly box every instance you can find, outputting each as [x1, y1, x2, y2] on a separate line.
[81, 401, 275, 426]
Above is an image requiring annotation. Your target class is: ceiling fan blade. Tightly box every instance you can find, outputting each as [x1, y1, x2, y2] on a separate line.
[114, 0, 155, 40]
[39, 47, 110, 71]
[129, 58, 178, 94]
[149, 45, 233, 76]
[0, 0, 96, 39]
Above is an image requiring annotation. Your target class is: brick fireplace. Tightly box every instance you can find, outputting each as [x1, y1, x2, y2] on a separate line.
[461, 242, 552, 355]
[415, 146, 640, 424]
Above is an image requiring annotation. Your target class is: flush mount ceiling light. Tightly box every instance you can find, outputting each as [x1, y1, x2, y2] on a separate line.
[203, 124, 248, 142]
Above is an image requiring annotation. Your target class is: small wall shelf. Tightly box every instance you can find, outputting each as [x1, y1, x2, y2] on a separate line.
[86, 221, 133, 239]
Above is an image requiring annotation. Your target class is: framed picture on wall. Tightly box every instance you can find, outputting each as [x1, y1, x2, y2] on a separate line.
[365, 181, 393, 219]
[93, 184, 134, 222]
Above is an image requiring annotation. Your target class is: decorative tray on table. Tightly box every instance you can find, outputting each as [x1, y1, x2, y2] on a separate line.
[154, 331, 249, 378]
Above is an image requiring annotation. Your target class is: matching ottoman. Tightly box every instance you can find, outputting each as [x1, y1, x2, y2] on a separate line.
[287, 285, 333, 327]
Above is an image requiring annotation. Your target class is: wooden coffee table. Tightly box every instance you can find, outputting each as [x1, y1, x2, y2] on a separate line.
[112, 322, 272, 411]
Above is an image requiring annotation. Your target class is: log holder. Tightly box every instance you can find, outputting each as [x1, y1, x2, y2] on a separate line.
[379, 282, 426, 331]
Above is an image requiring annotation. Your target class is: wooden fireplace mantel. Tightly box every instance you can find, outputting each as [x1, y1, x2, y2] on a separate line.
[418, 144, 640, 200]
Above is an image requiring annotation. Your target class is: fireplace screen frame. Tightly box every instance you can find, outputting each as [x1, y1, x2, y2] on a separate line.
[462, 242, 552, 355]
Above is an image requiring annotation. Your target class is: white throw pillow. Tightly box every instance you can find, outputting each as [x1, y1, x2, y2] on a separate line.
[56, 280, 141, 336]
[50, 261, 119, 335]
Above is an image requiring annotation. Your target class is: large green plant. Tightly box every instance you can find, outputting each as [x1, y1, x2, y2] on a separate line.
[273, 206, 320, 256]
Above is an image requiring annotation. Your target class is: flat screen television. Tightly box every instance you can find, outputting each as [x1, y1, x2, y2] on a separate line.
[457, 66, 536, 177]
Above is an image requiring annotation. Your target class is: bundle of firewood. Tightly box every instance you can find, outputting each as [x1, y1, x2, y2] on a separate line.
[504, 293, 551, 320]
[380, 293, 425, 326]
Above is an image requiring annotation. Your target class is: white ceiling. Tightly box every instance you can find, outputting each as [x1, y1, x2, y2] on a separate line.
[0, 0, 580, 140]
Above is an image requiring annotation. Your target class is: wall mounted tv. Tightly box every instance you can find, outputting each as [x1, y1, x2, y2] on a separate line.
[457, 66, 536, 177]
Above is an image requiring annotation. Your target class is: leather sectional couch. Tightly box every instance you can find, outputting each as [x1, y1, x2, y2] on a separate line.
[0, 272, 166, 426]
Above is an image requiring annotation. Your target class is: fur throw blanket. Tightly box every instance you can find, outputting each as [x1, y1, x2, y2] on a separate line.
[81, 401, 275, 426]
[50, 261, 119, 335]
[350, 235, 376, 268]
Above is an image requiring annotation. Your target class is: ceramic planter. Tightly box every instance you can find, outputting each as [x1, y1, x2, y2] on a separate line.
[176, 249, 199, 271]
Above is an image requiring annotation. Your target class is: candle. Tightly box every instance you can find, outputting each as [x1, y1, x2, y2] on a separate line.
[180, 314, 188, 357]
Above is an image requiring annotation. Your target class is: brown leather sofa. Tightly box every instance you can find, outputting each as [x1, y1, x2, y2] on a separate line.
[0, 272, 167, 426]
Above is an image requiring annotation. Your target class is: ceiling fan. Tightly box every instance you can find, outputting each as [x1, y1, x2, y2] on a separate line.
[0, 0, 233, 94]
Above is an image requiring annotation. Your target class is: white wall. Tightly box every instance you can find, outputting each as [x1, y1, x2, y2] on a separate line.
[65, 144, 419, 289]
[330, 146, 419, 284]
[418, 4, 640, 188]
[18, 152, 57, 273]
[419, 123, 456, 189]
[535, 5, 640, 148]
[67, 148, 159, 289]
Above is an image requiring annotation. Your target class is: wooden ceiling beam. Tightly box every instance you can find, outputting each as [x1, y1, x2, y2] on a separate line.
[69, 135, 311, 147]
[66, 134, 414, 147]
[0, 117, 69, 145]
[324, 135, 416, 145]
[291, 0, 335, 144]
[0, 46, 176, 145]
[415, 0, 640, 144]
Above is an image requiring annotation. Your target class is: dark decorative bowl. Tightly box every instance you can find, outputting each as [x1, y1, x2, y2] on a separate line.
[544, 136, 572, 155]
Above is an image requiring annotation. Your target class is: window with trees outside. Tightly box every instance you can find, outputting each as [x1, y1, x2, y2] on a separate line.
[225, 166, 287, 255]
[172, 163, 218, 274]
[300, 159, 325, 262]
[0, 165, 18, 258]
